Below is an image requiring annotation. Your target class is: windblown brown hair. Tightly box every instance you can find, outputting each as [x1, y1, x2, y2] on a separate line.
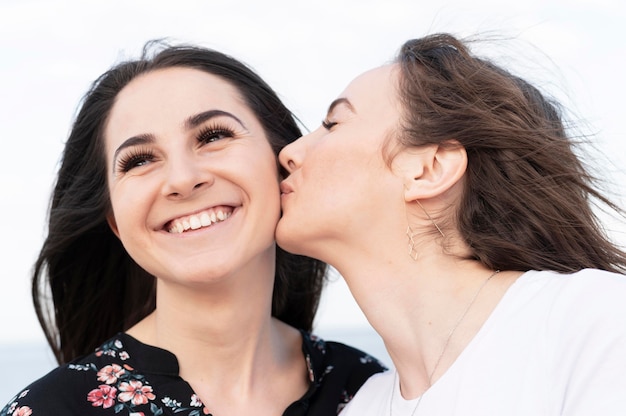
[395, 33, 626, 273]
[32, 41, 326, 364]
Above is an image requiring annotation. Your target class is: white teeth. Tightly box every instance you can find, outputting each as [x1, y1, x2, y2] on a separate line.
[168, 208, 232, 233]
[200, 212, 211, 227]
[190, 216, 201, 230]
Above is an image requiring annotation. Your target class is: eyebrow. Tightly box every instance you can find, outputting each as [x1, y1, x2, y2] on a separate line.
[326, 97, 355, 116]
[112, 109, 247, 170]
[184, 109, 246, 130]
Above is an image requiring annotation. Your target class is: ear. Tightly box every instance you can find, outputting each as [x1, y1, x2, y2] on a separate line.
[106, 213, 121, 239]
[397, 141, 467, 202]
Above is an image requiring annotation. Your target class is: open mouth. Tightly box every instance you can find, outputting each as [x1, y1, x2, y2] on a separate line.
[166, 206, 234, 234]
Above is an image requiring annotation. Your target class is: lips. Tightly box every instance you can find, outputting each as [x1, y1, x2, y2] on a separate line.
[279, 181, 294, 195]
[165, 206, 234, 234]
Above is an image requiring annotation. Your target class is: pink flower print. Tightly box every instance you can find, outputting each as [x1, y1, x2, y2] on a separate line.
[97, 364, 126, 384]
[118, 380, 156, 406]
[119, 351, 130, 360]
[12, 406, 32, 416]
[87, 385, 117, 408]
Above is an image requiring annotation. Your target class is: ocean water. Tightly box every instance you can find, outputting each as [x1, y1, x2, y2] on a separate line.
[0, 327, 391, 406]
[0, 341, 56, 405]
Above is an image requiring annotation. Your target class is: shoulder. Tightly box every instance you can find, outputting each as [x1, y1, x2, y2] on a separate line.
[510, 269, 626, 368]
[520, 269, 626, 314]
[299, 331, 386, 413]
[524, 269, 626, 413]
[508, 269, 626, 312]
[1, 357, 101, 415]
[502, 269, 626, 336]
[1, 334, 136, 415]
[523, 268, 626, 287]
[549, 269, 626, 336]
[302, 331, 387, 376]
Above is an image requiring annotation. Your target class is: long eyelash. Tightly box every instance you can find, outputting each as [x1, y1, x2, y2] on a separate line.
[322, 119, 337, 130]
[116, 148, 154, 173]
[197, 123, 236, 143]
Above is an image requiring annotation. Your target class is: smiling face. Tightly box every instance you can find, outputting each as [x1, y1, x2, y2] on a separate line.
[276, 65, 405, 261]
[105, 67, 280, 284]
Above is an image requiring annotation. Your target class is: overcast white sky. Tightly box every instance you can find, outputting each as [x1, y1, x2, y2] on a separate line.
[1, 0, 625, 352]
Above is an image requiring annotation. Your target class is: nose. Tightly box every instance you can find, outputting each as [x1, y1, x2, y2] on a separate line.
[279, 132, 313, 174]
[162, 154, 214, 199]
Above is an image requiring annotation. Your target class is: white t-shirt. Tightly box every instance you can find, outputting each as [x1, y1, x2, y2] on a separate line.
[341, 269, 626, 415]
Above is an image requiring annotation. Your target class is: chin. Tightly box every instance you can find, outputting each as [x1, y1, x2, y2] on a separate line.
[275, 222, 307, 256]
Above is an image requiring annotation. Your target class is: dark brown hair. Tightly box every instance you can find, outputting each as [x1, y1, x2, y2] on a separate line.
[395, 33, 626, 273]
[33, 41, 326, 364]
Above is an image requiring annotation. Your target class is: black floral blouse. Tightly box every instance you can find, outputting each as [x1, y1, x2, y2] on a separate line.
[1, 331, 385, 416]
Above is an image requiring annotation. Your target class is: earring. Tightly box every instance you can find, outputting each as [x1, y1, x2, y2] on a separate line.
[406, 225, 419, 261]
[405, 200, 446, 262]
[415, 200, 445, 238]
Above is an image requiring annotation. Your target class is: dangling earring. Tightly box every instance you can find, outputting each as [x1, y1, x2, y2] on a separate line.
[406, 225, 420, 261]
[405, 200, 445, 262]
[404, 189, 420, 261]
[415, 200, 446, 238]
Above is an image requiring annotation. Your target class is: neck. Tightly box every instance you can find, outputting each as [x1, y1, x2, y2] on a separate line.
[127, 265, 308, 413]
[151, 266, 279, 367]
[331, 245, 512, 399]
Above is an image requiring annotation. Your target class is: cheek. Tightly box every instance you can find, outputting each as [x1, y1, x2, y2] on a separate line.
[108, 182, 150, 235]
[245, 149, 281, 194]
[315, 151, 382, 211]
[307, 149, 354, 190]
[230, 148, 282, 220]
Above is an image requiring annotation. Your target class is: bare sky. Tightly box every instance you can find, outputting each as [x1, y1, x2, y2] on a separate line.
[1, 0, 625, 348]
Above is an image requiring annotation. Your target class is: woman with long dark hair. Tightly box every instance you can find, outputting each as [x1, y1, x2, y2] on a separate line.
[2, 42, 384, 416]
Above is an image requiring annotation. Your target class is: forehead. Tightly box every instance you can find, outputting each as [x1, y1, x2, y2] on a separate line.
[338, 64, 399, 114]
[106, 67, 248, 133]
[113, 66, 243, 113]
